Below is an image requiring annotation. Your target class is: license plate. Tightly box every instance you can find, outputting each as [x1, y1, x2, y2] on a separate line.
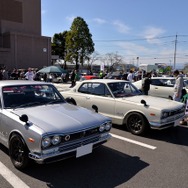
[76, 143, 93, 158]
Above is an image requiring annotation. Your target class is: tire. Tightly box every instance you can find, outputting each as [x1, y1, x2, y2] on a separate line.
[126, 112, 148, 135]
[9, 134, 30, 170]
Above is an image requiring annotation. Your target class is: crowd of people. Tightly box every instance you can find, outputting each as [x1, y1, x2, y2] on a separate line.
[0, 67, 36, 81]
[0, 67, 69, 83]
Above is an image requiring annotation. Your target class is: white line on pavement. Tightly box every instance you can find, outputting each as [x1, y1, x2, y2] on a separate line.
[0, 161, 30, 188]
[111, 133, 157, 150]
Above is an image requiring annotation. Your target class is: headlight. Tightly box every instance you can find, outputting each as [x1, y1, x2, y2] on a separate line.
[162, 112, 169, 119]
[42, 137, 51, 148]
[99, 124, 105, 132]
[51, 135, 61, 145]
[105, 121, 112, 131]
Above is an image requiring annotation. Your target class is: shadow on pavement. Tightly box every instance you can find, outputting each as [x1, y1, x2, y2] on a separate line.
[113, 124, 188, 147]
[22, 146, 149, 188]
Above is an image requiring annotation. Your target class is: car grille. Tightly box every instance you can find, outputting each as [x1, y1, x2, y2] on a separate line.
[45, 126, 106, 152]
[169, 107, 185, 117]
[62, 127, 99, 142]
[58, 135, 100, 152]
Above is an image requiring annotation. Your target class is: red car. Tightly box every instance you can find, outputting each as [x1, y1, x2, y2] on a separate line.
[80, 75, 99, 81]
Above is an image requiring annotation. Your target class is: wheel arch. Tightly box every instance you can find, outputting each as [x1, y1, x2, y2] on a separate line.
[8, 131, 27, 148]
[123, 111, 149, 125]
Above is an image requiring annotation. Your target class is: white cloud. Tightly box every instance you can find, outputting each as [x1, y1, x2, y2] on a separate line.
[93, 18, 107, 24]
[117, 42, 150, 55]
[112, 20, 131, 34]
[142, 26, 166, 44]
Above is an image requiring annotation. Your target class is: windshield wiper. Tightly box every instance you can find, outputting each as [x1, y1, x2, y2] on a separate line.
[45, 99, 65, 105]
[15, 102, 42, 109]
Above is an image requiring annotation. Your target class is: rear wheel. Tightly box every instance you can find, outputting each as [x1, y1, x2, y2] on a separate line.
[126, 113, 148, 135]
[9, 134, 30, 170]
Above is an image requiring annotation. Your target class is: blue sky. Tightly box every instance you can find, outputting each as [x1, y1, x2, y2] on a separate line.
[41, 0, 188, 69]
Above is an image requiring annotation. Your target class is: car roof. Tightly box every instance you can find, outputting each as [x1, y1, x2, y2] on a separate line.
[151, 77, 175, 79]
[0, 80, 53, 88]
[79, 79, 129, 84]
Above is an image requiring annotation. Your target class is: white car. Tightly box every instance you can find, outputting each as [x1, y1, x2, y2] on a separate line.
[133, 77, 188, 99]
[61, 79, 185, 135]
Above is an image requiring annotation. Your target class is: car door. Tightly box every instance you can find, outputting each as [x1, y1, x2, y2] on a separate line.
[76, 82, 115, 119]
[0, 97, 9, 145]
[149, 78, 174, 98]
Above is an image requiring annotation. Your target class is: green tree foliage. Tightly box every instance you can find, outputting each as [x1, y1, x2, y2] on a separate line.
[51, 31, 67, 59]
[65, 17, 95, 70]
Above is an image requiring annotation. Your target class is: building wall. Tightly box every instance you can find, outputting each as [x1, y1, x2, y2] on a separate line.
[0, 0, 41, 35]
[0, 0, 51, 70]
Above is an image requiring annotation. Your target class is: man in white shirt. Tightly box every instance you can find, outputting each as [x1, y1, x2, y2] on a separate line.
[25, 68, 35, 81]
[127, 70, 134, 82]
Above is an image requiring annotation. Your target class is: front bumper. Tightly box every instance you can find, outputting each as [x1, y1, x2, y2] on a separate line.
[28, 133, 111, 164]
[149, 115, 184, 130]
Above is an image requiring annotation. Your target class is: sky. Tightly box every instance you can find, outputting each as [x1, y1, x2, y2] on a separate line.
[41, 0, 188, 69]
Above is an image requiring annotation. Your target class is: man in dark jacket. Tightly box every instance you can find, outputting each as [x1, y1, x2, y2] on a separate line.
[141, 72, 152, 95]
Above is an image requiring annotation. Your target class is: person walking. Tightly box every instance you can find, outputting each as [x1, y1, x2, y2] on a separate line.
[24, 68, 35, 81]
[70, 69, 77, 87]
[173, 70, 184, 102]
[141, 72, 152, 95]
[127, 70, 134, 82]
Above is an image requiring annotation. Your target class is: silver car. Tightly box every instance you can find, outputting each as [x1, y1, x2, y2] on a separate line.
[0, 80, 112, 169]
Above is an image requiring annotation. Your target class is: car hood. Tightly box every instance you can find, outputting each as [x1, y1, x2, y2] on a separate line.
[11, 103, 108, 133]
[121, 95, 184, 109]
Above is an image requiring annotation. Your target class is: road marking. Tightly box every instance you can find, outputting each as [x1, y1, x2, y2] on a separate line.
[111, 133, 157, 150]
[0, 161, 30, 188]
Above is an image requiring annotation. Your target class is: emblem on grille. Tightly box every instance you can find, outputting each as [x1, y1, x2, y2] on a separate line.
[64, 135, 70, 141]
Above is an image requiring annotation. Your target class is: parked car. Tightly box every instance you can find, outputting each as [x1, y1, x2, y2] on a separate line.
[0, 80, 112, 169]
[61, 79, 185, 135]
[80, 75, 99, 81]
[133, 77, 188, 99]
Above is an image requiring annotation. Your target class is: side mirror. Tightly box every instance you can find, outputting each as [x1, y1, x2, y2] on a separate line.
[19, 114, 28, 123]
[92, 105, 98, 113]
[141, 99, 148, 107]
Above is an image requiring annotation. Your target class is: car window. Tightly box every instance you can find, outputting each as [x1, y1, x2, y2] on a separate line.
[151, 79, 164, 86]
[78, 82, 112, 97]
[183, 80, 188, 89]
[108, 82, 141, 98]
[151, 79, 175, 87]
[3, 84, 64, 108]
[78, 83, 93, 94]
[91, 83, 111, 97]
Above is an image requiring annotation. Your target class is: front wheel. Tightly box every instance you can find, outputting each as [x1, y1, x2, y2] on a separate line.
[126, 113, 148, 135]
[9, 134, 30, 170]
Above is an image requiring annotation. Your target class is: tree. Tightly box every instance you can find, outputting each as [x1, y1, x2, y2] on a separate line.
[65, 17, 95, 70]
[51, 31, 67, 69]
[102, 52, 123, 72]
[87, 51, 100, 73]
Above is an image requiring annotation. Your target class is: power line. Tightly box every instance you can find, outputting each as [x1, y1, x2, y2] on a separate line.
[93, 35, 183, 42]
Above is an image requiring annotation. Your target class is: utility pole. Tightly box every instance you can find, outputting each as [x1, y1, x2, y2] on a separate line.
[173, 34, 177, 70]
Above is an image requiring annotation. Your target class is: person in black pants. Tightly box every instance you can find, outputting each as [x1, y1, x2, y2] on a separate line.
[141, 72, 152, 95]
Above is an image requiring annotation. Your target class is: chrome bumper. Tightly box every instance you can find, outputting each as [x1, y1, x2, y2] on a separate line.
[149, 115, 184, 130]
[29, 133, 111, 164]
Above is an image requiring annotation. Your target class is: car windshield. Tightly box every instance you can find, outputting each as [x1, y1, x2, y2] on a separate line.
[108, 82, 142, 98]
[3, 84, 65, 109]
